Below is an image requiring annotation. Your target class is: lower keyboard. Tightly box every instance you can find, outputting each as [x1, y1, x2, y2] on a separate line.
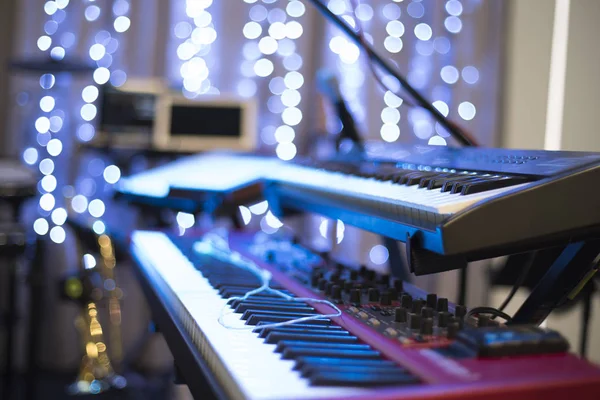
[131, 230, 600, 400]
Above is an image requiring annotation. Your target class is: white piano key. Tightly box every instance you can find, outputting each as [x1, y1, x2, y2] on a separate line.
[131, 231, 369, 400]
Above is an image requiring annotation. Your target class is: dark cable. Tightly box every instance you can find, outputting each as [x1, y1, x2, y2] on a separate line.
[466, 306, 513, 322]
[492, 251, 538, 319]
[307, 0, 478, 147]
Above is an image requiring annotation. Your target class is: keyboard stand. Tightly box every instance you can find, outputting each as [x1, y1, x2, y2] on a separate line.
[510, 238, 600, 325]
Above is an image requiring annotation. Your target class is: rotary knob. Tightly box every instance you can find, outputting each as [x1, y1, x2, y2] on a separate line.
[350, 289, 361, 304]
[421, 307, 434, 319]
[420, 318, 434, 335]
[380, 290, 392, 306]
[411, 299, 424, 314]
[400, 294, 413, 309]
[394, 308, 407, 323]
[436, 298, 449, 312]
[368, 288, 380, 302]
[426, 294, 437, 309]
[438, 311, 450, 328]
[408, 313, 421, 330]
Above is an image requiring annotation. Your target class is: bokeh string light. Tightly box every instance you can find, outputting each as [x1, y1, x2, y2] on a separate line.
[26, 1, 131, 241]
[176, 0, 219, 97]
[29, 0, 71, 238]
[236, 0, 307, 236]
[71, 0, 132, 237]
[241, 0, 306, 162]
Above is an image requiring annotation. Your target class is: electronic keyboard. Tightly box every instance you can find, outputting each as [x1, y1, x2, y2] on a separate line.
[118, 145, 600, 266]
[130, 230, 600, 400]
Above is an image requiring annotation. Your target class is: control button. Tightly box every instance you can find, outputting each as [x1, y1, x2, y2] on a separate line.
[385, 328, 398, 336]
[438, 312, 450, 328]
[368, 318, 381, 327]
[426, 294, 437, 309]
[350, 289, 361, 304]
[457, 325, 569, 357]
[388, 288, 398, 300]
[408, 313, 421, 330]
[349, 270, 358, 281]
[348, 307, 359, 313]
[358, 311, 369, 319]
[420, 318, 433, 335]
[368, 288, 380, 302]
[421, 307, 434, 319]
[380, 291, 392, 306]
[436, 298, 449, 312]
[400, 294, 412, 309]
[394, 308, 407, 323]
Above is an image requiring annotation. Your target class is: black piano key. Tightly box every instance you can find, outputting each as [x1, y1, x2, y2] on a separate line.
[418, 173, 451, 188]
[256, 325, 347, 338]
[428, 174, 469, 190]
[234, 303, 314, 314]
[403, 172, 437, 186]
[461, 177, 525, 195]
[309, 371, 419, 387]
[275, 341, 371, 353]
[441, 176, 481, 192]
[246, 314, 330, 326]
[294, 357, 396, 370]
[264, 332, 359, 345]
[241, 310, 316, 321]
[450, 177, 496, 194]
[282, 347, 381, 360]
[390, 170, 414, 183]
[300, 364, 407, 378]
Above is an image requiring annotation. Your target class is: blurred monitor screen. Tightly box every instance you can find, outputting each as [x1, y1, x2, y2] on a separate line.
[153, 94, 256, 152]
[96, 79, 165, 147]
[169, 105, 241, 138]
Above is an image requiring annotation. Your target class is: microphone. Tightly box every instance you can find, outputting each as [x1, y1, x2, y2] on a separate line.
[316, 69, 364, 154]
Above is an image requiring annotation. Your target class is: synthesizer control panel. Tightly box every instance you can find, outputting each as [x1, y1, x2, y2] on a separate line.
[248, 237, 467, 347]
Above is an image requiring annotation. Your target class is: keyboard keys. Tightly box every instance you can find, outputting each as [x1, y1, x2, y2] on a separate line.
[134, 231, 422, 396]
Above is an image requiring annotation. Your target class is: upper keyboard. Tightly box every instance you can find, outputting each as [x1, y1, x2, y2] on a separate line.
[117, 145, 600, 263]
